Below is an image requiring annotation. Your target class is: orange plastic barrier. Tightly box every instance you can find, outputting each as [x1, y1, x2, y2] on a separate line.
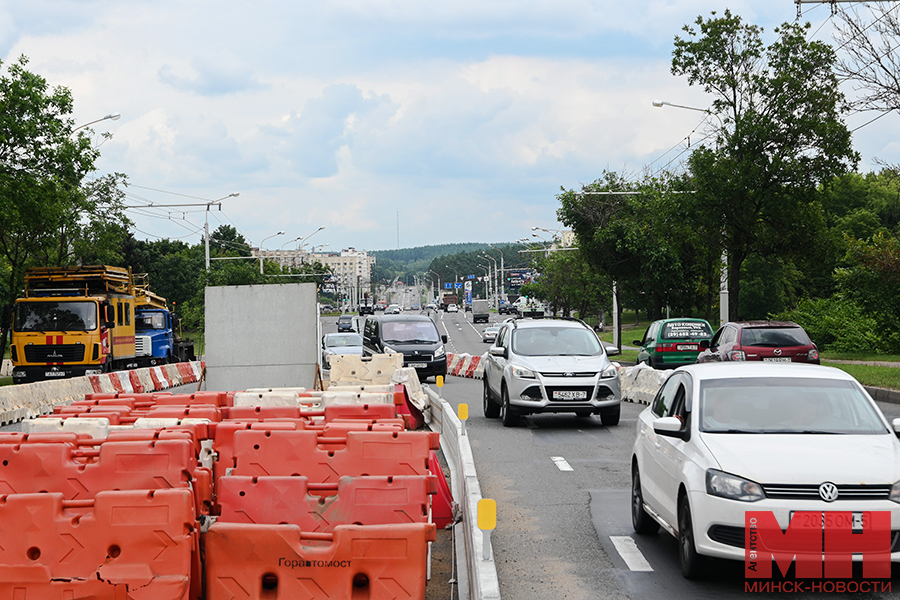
[0, 432, 86, 445]
[0, 438, 194, 497]
[325, 402, 398, 422]
[84, 392, 172, 402]
[145, 405, 222, 421]
[429, 450, 455, 529]
[205, 522, 435, 600]
[0, 490, 196, 599]
[231, 430, 439, 482]
[217, 475, 436, 530]
[212, 422, 300, 482]
[153, 391, 235, 407]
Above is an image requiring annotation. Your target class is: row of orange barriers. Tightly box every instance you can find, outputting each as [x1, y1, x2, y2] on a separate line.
[0, 385, 452, 599]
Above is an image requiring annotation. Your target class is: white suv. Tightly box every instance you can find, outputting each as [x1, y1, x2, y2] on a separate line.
[482, 318, 621, 426]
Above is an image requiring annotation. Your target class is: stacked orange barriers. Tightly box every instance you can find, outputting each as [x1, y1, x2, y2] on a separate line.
[0, 384, 452, 599]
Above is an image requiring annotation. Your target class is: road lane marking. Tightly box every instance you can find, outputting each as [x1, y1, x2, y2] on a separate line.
[550, 456, 573, 471]
[610, 536, 653, 572]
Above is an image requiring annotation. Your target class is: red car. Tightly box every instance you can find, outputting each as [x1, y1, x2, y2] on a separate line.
[696, 321, 819, 364]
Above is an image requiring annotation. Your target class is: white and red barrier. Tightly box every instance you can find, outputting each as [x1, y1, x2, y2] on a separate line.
[444, 353, 487, 380]
[0, 362, 205, 425]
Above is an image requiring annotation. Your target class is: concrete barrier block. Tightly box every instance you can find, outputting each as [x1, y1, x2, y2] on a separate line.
[329, 354, 403, 384]
[233, 391, 311, 407]
[23, 417, 112, 438]
[319, 390, 394, 406]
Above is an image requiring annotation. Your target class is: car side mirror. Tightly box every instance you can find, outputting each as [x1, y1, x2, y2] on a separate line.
[605, 344, 620, 356]
[893, 418, 900, 438]
[442, 335, 448, 344]
[632, 340, 642, 346]
[653, 416, 687, 440]
[490, 346, 506, 358]
[699, 340, 710, 349]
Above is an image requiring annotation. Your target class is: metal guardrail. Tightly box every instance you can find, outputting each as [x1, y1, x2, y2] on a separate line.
[424, 386, 501, 600]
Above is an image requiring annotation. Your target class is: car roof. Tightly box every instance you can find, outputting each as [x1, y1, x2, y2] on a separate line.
[373, 314, 434, 323]
[509, 317, 591, 330]
[676, 362, 857, 383]
[726, 320, 801, 328]
[325, 332, 361, 339]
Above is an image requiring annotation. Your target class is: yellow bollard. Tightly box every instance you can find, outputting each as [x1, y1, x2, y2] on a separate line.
[458, 403, 468, 436]
[478, 498, 497, 560]
[436, 375, 444, 387]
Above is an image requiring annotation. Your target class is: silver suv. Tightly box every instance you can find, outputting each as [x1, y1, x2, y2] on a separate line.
[482, 318, 622, 426]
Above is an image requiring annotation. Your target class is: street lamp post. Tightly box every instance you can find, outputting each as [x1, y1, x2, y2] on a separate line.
[72, 113, 121, 133]
[481, 253, 498, 307]
[205, 193, 240, 271]
[487, 245, 505, 303]
[652, 99, 728, 325]
[427, 270, 440, 304]
[280, 237, 302, 268]
[259, 231, 285, 274]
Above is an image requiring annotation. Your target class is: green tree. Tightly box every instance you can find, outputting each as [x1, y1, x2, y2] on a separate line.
[674, 11, 857, 319]
[0, 56, 128, 359]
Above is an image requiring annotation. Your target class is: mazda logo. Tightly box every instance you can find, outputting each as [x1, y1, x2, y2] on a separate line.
[818, 482, 839, 502]
[773, 348, 782, 356]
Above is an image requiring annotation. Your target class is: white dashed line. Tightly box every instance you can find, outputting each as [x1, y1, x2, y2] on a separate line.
[610, 536, 653, 572]
[550, 456, 573, 472]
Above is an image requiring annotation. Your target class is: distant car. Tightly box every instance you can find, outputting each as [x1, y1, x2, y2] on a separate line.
[483, 318, 622, 426]
[498, 304, 511, 315]
[336, 315, 354, 332]
[358, 304, 375, 316]
[447, 304, 459, 313]
[386, 304, 402, 315]
[465, 303, 472, 312]
[482, 325, 500, 344]
[631, 362, 900, 578]
[375, 303, 387, 311]
[321, 332, 363, 368]
[425, 303, 437, 310]
[320, 304, 335, 312]
[635, 318, 714, 369]
[696, 321, 819, 364]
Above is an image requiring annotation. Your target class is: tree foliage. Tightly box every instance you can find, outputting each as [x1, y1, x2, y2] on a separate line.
[674, 11, 858, 319]
[0, 56, 130, 359]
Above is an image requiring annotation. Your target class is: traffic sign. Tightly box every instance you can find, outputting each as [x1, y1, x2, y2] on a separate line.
[444, 283, 452, 289]
[454, 283, 463, 289]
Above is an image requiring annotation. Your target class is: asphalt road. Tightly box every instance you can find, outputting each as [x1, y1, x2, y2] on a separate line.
[430, 309, 900, 600]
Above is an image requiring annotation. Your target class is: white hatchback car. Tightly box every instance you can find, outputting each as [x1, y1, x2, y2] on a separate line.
[631, 363, 900, 578]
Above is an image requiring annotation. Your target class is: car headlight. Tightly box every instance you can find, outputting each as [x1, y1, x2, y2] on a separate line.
[434, 345, 445, 358]
[383, 345, 398, 354]
[511, 365, 536, 379]
[890, 481, 900, 504]
[600, 364, 618, 379]
[706, 469, 765, 502]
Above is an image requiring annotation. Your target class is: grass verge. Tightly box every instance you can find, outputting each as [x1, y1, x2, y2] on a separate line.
[822, 362, 900, 390]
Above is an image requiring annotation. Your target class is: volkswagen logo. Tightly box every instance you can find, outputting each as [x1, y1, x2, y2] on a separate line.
[818, 482, 839, 502]
[565, 372, 574, 377]
[773, 348, 782, 356]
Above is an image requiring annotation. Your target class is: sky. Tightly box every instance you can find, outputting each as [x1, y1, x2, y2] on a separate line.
[3, 1, 898, 254]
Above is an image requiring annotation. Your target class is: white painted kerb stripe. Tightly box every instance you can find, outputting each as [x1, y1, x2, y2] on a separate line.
[550, 456, 573, 472]
[610, 536, 653, 572]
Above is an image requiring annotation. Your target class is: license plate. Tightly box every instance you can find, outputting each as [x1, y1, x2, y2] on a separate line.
[789, 511, 864, 532]
[553, 390, 587, 400]
[763, 357, 791, 362]
[676, 344, 698, 351]
[44, 371, 66, 377]
[408, 363, 427, 369]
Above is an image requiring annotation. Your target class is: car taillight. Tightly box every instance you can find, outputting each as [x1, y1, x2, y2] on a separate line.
[808, 348, 819, 361]
[726, 350, 746, 361]
[656, 343, 677, 352]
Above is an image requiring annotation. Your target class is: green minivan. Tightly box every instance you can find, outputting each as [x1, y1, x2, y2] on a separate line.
[634, 318, 714, 369]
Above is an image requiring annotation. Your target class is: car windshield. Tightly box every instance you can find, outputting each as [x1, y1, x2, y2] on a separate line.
[136, 312, 166, 330]
[740, 327, 810, 347]
[661, 321, 712, 340]
[511, 326, 602, 357]
[699, 377, 888, 434]
[326, 334, 362, 347]
[338, 316, 352, 323]
[382, 321, 440, 343]
[15, 301, 98, 332]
